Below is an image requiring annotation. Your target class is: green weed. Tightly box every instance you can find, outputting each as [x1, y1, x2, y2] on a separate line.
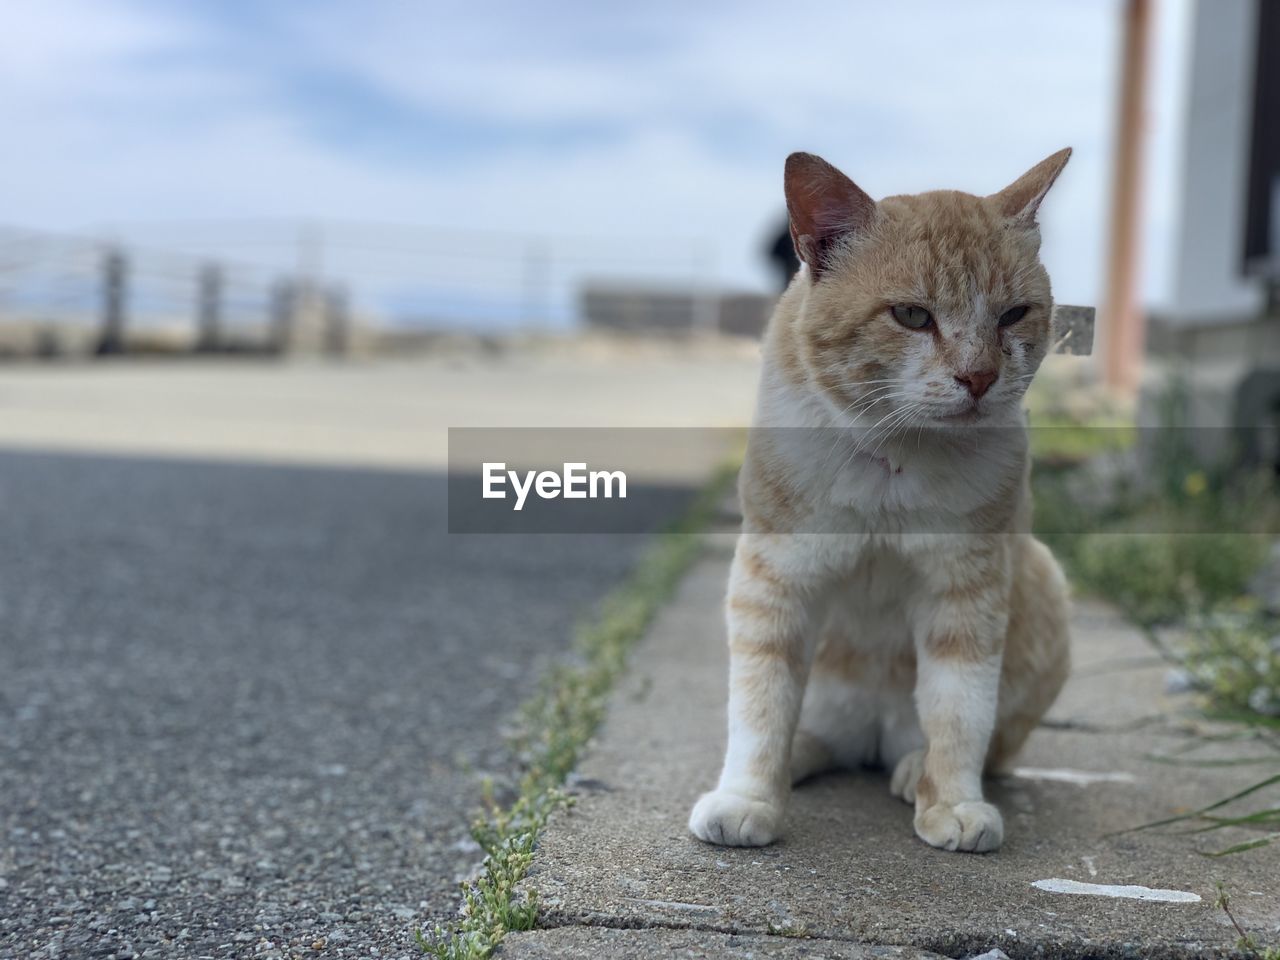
[766, 921, 811, 939]
[418, 463, 737, 959]
[1214, 883, 1280, 959]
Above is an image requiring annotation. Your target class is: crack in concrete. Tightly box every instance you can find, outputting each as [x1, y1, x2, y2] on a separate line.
[530, 912, 1226, 960]
[1038, 714, 1168, 734]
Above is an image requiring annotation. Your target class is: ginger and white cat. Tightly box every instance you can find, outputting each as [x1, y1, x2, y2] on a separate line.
[689, 150, 1073, 853]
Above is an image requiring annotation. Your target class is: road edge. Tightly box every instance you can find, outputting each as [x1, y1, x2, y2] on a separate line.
[418, 460, 740, 959]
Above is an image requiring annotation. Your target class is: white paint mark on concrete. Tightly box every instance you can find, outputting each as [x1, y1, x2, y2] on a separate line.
[1032, 879, 1201, 903]
[1082, 855, 1098, 877]
[1012, 767, 1137, 786]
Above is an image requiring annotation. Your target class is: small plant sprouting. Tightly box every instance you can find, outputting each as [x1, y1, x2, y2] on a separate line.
[1214, 882, 1280, 960]
[418, 464, 737, 959]
[766, 920, 811, 939]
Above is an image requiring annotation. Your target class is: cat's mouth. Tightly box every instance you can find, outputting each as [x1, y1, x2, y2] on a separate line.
[935, 402, 984, 424]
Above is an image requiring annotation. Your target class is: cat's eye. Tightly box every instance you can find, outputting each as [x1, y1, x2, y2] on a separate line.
[998, 305, 1030, 327]
[890, 304, 933, 330]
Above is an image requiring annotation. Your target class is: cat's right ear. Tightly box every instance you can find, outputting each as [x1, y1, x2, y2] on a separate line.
[784, 152, 876, 282]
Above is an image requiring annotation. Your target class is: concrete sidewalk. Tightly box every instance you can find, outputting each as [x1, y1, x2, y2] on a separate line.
[500, 540, 1279, 959]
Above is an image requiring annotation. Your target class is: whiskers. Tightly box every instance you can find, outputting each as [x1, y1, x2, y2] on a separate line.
[825, 397, 929, 478]
[815, 368, 1036, 480]
[830, 377, 914, 423]
[814, 377, 914, 475]
[854, 399, 928, 461]
[1001, 372, 1039, 397]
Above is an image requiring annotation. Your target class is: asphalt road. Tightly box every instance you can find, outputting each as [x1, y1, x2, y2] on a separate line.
[0, 449, 692, 959]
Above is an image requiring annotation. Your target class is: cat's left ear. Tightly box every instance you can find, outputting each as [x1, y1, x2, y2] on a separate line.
[990, 147, 1072, 225]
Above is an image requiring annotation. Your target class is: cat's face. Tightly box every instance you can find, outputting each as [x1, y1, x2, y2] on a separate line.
[782, 150, 1070, 428]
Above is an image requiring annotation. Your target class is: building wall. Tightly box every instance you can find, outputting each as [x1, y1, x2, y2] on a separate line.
[580, 284, 773, 338]
[1167, 0, 1264, 323]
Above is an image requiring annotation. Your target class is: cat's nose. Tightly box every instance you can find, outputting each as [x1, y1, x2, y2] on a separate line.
[955, 369, 998, 399]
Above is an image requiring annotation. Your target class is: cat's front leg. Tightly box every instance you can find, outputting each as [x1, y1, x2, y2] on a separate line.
[689, 535, 819, 847]
[909, 538, 1009, 853]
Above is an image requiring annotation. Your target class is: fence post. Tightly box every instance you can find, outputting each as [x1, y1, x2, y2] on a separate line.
[196, 262, 223, 352]
[324, 284, 349, 357]
[522, 239, 551, 326]
[270, 277, 296, 355]
[95, 247, 127, 356]
[692, 240, 719, 335]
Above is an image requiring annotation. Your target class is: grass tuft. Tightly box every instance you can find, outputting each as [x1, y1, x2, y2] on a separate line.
[418, 463, 738, 959]
[1214, 883, 1280, 959]
[766, 921, 811, 939]
[1182, 611, 1280, 721]
[1029, 372, 1280, 857]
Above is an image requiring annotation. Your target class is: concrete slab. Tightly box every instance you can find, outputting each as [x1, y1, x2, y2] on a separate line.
[498, 926, 946, 959]
[519, 548, 1280, 959]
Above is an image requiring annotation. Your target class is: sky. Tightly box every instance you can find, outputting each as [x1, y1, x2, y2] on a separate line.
[0, 0, 1192, 327]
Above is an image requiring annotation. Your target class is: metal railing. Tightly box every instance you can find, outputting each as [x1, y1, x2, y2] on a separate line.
[0, 220, 720, 358]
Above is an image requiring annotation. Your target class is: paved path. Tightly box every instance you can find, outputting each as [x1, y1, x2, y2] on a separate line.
[0, 345, 757, 958]
[0, 343, 758, 472]
[504, 539, 1280, 959]
[0, 450, 690, 959]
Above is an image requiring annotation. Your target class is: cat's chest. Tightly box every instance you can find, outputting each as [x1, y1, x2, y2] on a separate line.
[820, 441, 1017, 527]
[827, 454, 922, 512]
[825, 548, 925, 644]
[821, 453, 964, 528]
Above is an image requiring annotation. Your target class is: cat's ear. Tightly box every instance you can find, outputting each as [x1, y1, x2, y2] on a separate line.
[990, 147, 1072, 225]
[784, 152, 876, 281]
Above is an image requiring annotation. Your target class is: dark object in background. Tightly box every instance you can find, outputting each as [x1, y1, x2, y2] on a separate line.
[767, 219, 801, 291]
[1244, 0, 1280, 275]
[95, 248, 128, 356]
[579, 283, 774, 338]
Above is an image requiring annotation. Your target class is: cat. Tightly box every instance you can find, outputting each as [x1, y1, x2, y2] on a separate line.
[688, 149, 1073, 853]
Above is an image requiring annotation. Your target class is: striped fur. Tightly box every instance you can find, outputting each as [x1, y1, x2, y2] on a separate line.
[690, 150, 1072, 852]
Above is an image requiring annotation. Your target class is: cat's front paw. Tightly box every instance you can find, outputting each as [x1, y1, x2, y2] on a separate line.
[889, 749, 925, 805]
[688, 790, 782, 847]
[914, 800, 1003, 853]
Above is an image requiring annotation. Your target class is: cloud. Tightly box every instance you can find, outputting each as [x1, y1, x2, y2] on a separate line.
[0, 0, 1189, 326]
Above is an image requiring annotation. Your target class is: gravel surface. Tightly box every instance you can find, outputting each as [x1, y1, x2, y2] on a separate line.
[0, 449, 689, 959]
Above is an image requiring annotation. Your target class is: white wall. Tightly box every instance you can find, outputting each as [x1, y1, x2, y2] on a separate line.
[1167, 0, 1265, 322]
